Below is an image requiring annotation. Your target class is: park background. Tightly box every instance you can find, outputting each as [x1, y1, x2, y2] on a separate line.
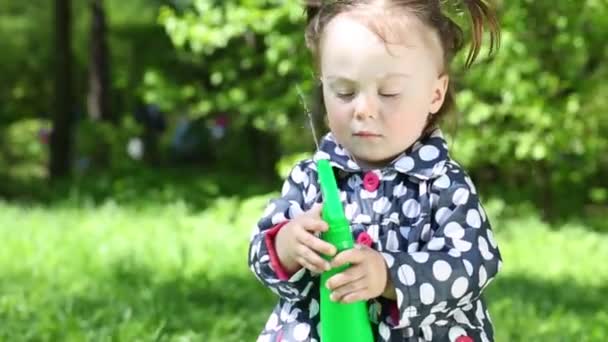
[0, 0, 607, 340]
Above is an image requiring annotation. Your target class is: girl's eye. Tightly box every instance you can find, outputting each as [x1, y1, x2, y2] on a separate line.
[336, 92, 355, 99]
[380, 93, 400, 98]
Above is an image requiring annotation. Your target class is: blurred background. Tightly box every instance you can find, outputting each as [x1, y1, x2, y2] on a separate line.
[0, 0, 607, 340]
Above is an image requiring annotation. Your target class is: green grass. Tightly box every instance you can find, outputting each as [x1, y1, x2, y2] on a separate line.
[0, 195, 606, 341]
[487, 215, 608, 341]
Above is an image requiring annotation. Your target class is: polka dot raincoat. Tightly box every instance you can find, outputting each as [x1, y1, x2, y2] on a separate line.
[248, 129, 502, 341]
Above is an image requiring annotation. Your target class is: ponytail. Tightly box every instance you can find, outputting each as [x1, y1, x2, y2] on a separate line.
[460, 0, 501, 67]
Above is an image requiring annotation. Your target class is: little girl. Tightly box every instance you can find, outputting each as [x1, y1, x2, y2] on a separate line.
[248, 1, 502, 341]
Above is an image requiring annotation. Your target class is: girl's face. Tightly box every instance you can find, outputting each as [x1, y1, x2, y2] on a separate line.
[320, 11, 449, 169]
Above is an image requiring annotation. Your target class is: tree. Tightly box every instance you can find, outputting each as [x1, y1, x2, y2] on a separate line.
[87, 0, 112, 123]
[49, 0, 74, 179]
[160, 1, 608, 215]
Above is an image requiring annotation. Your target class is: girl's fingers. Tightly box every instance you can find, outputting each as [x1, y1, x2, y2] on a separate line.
[340, 289, 368, 304]
[329, 277, 367, 303]
[326, 265, 365, 290]
[296, 256, 324, 274]
[297, 244, 331, 272]
[292, 202, 323, 220]
[330, 247, 365, 268]
[300, 217, 328, 233]
[307, 202, 324, 218]
[296, 229, 336, 256]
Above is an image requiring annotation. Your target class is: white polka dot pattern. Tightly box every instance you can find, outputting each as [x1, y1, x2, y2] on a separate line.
[248, 130, 501, 341]
[433, 260, 452, 281]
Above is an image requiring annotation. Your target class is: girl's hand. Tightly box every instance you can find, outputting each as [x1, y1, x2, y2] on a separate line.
[325, 244, 389, 303]
[275, 203, 338, 274]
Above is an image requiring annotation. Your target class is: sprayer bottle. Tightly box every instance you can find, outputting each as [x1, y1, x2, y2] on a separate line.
[317, 159, 374, 342]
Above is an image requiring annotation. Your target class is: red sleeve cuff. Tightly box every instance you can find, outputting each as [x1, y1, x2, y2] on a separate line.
[264, 221, 295, 281]
[388, 300, 400, 326]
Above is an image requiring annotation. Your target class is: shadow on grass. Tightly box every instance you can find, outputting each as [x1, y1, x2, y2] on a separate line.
[486, 274, 608, 340]
[2, 261, 607, 341]
[487, 274, 608, 316]
[106, 262, 276, 339]
[96, 261, 276, 341]
[0, 261, 276, 341]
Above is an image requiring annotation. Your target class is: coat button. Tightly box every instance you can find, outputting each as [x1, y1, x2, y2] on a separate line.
[356, 231, 373, 247]
[456, 336, 473, 342]
[362, 171, 380, 191]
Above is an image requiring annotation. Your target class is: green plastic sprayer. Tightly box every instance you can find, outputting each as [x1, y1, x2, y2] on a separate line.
[317, 159, 374, 342]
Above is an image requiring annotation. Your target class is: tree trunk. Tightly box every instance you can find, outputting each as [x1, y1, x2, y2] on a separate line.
[49, 0, 74, 179]
[87, 0, 112, 122]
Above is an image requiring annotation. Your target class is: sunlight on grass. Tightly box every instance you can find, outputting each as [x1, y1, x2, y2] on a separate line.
[489, 216, 608, 341]
[0, 197, 606, 341]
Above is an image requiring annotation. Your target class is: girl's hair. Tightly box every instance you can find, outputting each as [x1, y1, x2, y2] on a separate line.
[303, 0, 500, 135]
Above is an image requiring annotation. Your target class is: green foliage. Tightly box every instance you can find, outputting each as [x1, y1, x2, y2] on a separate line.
[158, 1, 317, 136]
[0, 2, 53, 122]
[0, 0, 210, 180]
[276, 151, 310, 179]
[451, 1, 608, 202]
[1, 0, 606, 211]
[73, 117, 144, 171]
[160, 0, 608, 210]
[0, 119, 49, 180]
[0, 0, 196, 122]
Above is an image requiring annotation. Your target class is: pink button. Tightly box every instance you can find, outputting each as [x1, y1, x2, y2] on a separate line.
[456, 336, 473, 342]
[362, 172, 380, 191]
[356, 231, 373, 247]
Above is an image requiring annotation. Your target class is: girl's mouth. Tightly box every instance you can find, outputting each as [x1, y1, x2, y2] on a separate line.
[353, 131, 381, 138]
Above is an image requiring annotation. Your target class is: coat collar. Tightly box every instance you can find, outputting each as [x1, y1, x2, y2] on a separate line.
[312, 129, 449, 180]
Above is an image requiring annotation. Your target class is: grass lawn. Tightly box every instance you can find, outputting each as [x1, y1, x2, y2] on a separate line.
[0, 193, 606, 341]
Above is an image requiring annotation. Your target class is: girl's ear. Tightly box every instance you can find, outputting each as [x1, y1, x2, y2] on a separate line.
[429, 74, 449, 114]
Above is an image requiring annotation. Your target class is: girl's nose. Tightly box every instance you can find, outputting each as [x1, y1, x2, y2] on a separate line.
[353, 93, 378, 120]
